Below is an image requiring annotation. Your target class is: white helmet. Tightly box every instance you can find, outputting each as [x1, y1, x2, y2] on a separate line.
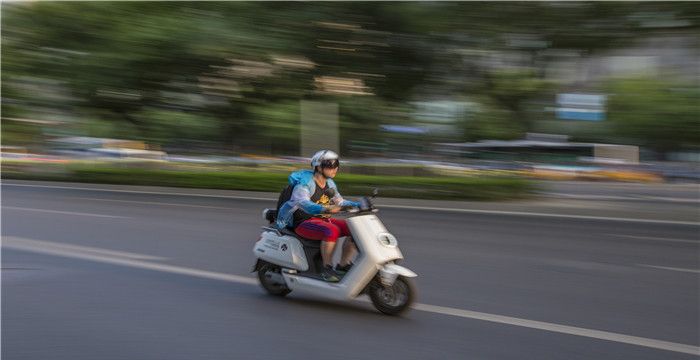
[311, 150, 339, 169]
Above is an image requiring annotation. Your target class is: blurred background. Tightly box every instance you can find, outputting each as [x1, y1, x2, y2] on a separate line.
[2, 2, 699, 189]
[3, 4, 699, 359]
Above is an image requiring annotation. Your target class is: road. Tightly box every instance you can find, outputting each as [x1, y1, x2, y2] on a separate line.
[537, 180, 700, 204]
[2, 182, 699, 359]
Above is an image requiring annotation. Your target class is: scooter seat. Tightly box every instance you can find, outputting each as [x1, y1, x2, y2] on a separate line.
[280, 228, 321, 248]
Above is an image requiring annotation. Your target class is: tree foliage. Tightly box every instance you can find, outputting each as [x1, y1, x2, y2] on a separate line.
[607, 77, 700, 157]
[2, 2, 698, 154]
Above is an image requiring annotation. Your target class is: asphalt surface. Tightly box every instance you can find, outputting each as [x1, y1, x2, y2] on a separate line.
[2, 182, 699, 359]
[537, 180, 700, 203]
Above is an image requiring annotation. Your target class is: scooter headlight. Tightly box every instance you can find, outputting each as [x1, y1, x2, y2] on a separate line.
[376, 232, 398, 248]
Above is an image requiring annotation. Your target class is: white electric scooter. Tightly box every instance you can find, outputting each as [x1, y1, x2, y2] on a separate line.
[252, 191, 417, 315]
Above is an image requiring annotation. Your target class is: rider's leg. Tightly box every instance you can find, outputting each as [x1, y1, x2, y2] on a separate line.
[339, 237, 357, 267]
[295, 218, 341, 267]
[295, 219, 342, 282]
[329, 218, 356, 266]
[320, 241, 337, 267]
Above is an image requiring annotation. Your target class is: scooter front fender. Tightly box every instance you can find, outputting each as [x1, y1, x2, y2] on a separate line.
[379, 263, 417, 286]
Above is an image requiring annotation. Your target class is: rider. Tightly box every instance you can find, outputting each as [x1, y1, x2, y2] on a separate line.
[276, 150, 360, 282]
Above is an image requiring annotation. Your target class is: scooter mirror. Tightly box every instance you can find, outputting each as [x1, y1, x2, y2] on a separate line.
[371, 188, 379, 198]
[359, 197, 372, 211]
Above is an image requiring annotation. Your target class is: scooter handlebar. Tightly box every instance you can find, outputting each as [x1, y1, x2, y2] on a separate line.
[337, 197, 376, 215]
[327, 192, 379, 216]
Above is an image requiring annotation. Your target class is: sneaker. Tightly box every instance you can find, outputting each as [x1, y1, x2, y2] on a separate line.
[334, 262, 354, 275]
[321, 265, 340, 283]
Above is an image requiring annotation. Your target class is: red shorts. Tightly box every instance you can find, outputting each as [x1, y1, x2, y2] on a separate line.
[294, 218, 350, 243]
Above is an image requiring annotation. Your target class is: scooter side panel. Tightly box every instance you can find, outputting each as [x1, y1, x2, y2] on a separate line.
[347, 215, 403, 264]
[253, 232, 309, 271]
[281, 274, 349, 300]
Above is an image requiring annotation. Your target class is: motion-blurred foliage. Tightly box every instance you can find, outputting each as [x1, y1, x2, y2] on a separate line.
[607, 77, 700, 158]
[3, 2, 699, 155]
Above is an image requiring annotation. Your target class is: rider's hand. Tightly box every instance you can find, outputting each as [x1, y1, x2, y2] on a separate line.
[325, 205, 342, 214]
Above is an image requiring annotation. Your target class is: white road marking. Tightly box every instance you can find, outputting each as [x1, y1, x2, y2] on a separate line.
[2, 206, 126, 219]
[638, 264, 700, 274]
[3, 236, 698, 356]
[1, 183, 275, 201]
[379, 204, 700, 226]
[608, 234, 700, 245]
[2, 236, 257, 285]
[75, 197, 234, 210]
[2, 237, 167, 261]
[541, 193, 639, 201]
[3, 183, 698, 226]
[640, 196, 700, 204]
[543, 193, 700, 204]
[412, 303, 700, 356]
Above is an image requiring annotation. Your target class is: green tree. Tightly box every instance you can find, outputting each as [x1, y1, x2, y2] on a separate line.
[462, 97, 524, 141]
[607, 77, 700, 158]
[247, 101, 301, 155]
[481, 69, 551, 134]
[4, 2, 698, 155]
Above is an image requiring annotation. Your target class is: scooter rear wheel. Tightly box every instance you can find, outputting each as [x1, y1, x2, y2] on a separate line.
[369, 276, 415, 315]
[258, 263, 291, 297]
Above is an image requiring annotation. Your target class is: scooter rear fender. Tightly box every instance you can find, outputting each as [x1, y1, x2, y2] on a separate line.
[252, 259, 264, 272]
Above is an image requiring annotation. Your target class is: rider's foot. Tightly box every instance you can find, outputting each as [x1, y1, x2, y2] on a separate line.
[335, 262, 354, 275]
[321, 265, 341, 282]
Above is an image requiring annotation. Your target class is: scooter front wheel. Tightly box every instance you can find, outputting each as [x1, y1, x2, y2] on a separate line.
[257, 262, 291, 297]
[369, 276, 415, 315]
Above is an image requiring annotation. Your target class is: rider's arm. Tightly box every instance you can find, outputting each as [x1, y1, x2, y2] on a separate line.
[289, 183, 325, 215]
[330, 187, 360, 208]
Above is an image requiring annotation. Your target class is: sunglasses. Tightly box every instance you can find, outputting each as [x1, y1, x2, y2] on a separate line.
[320, 159, 340, 169]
